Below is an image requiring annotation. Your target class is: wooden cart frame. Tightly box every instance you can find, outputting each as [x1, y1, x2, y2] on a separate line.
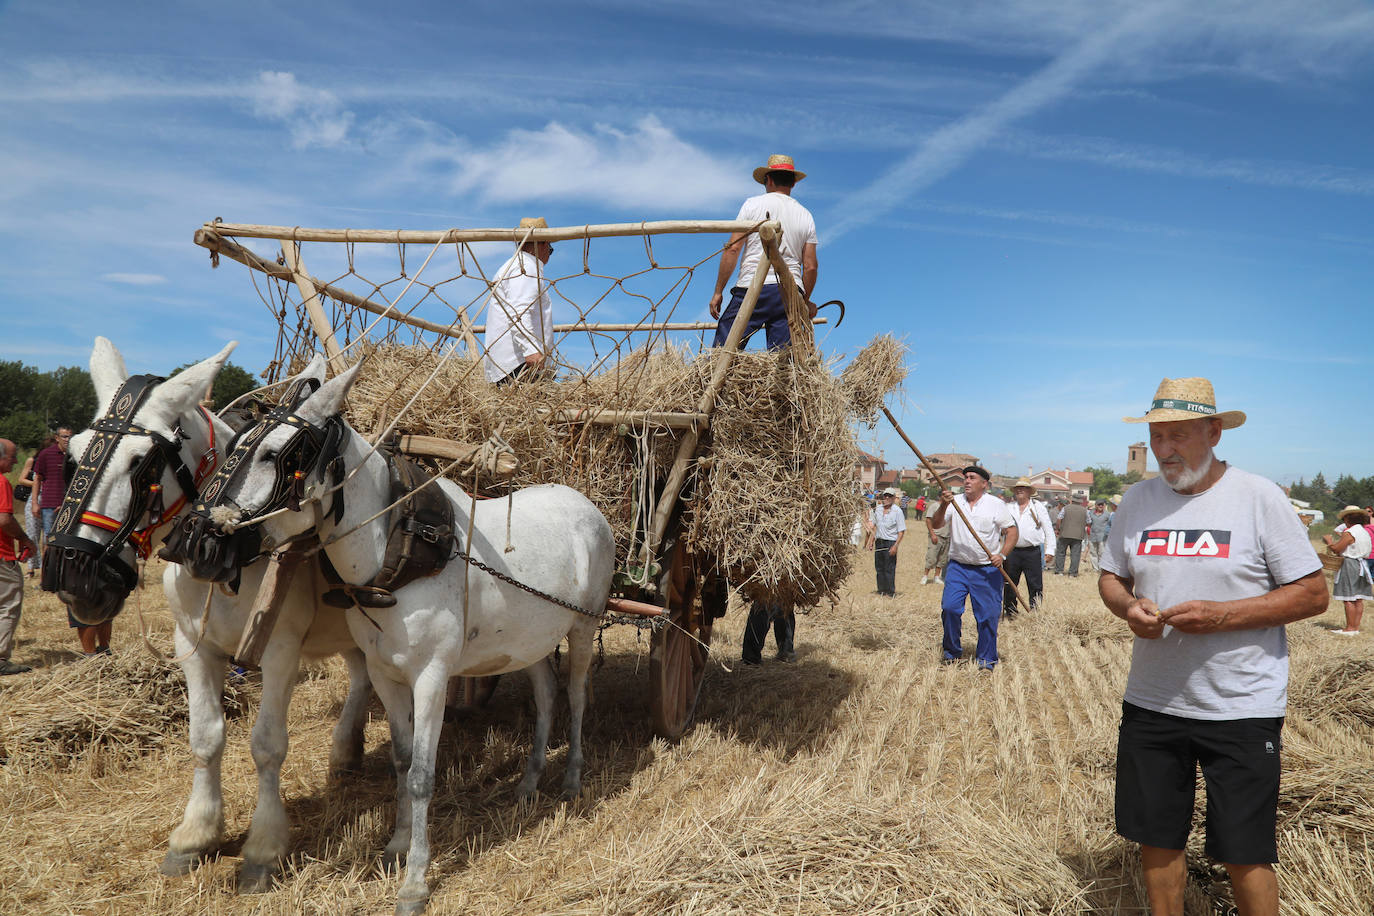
[194, 218, 819, 739]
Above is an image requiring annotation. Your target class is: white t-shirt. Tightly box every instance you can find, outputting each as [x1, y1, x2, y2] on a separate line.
[1101, 467, 1321, 720]
[870, 504, 906, 541]
[734, 192, 818, 289]
[482, 249, 553, 382]
[946, 494, 1016, 566]
[1010, 499, 1056, 554]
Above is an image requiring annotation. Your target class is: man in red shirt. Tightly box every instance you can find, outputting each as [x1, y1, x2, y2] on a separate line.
[1, 437, 38, 675]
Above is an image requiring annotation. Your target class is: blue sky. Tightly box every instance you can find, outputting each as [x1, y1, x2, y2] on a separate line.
[2, 0, 1371, 485]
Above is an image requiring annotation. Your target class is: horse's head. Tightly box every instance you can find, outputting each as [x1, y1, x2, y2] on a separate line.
[43, 337, 235, 625]
[171, 356, 359, 580]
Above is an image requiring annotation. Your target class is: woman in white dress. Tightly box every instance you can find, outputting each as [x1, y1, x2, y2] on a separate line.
[1323, 505, 1372, 635]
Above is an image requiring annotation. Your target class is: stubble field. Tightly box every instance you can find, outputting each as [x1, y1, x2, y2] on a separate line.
[1, 550, 1371, 915]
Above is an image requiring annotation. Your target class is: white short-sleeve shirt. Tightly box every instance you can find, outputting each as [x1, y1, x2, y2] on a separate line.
[482, 249, 553, 382]
[734, 192, 818, 289]
[946, 494, 1016, 566]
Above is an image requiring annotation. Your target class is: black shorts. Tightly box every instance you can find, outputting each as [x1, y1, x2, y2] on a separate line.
[1115, 701, 1283, 864]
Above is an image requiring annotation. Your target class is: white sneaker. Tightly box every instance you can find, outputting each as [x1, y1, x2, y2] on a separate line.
[934, 576, 944, 584]
[920, 576, 929, 586]
[1333, 629, 1360, 636]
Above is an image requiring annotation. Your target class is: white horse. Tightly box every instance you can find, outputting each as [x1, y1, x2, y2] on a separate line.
[57, 338, 379, 892]
[189, 357, 614, 916]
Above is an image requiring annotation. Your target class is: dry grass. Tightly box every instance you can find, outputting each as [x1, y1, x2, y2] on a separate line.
[2, 553, 1371, 914]
[344, 340, 891, 607]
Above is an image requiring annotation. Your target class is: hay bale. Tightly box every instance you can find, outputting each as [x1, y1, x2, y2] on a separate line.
[343, 338, 903, 607]
[840, 333, 907, 422]
[1, 651, 252, 770]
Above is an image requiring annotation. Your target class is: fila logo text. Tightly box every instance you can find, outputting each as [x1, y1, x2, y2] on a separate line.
[1135, 529, 1232, 558]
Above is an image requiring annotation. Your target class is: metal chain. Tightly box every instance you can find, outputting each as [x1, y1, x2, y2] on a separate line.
[454, 547, 603, 619]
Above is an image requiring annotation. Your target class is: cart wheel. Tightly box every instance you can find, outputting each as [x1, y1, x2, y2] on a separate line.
[445, 675, 501, 715]
[649, 540, 713, 740]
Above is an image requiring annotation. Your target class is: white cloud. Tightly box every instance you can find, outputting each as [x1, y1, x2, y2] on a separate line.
[101, 272, 167, 285]
[249, 71, 354, 149]
[380, 115, 752, 211]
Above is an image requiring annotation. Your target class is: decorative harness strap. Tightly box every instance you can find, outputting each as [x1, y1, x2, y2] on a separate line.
[44, 376, 211, 594]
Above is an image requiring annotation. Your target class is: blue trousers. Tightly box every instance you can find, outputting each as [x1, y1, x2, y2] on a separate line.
[712, 284, 791, 350]
[941, 560, 1002, 669]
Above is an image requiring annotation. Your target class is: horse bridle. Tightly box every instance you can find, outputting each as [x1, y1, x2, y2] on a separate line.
[41, 375, 216, 618]
[160, 378, 345, 586]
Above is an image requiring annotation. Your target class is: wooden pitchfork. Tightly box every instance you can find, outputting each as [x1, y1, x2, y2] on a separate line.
[882, 406, 1031, 614]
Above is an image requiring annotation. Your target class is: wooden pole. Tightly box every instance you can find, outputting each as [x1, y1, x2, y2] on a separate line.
[758, 223, 815, 356]
[881, 406, 1030, 613]
[280, 242, 343, 373]
[203, 218, 770, 245]
[195, 229, 827, 344]
[543, 409, 710, 430]
[641, 249, 773, 568]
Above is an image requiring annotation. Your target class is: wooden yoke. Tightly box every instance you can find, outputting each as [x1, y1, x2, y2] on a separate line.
[233, 547, 308, 669]
[758, 222, 814, 356]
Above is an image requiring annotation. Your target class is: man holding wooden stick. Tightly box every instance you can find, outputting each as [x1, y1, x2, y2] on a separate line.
[708, 154, 818, 350]
[932, 466, 1017, 673]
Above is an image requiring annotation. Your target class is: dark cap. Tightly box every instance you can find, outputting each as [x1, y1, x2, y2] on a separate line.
[962, 465, 990, 482]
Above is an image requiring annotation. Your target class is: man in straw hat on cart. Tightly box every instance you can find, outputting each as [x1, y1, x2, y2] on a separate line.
[483, 217, 556, 385]
[708, 154, 819, 350]
[932, 466, 1017, 672]
[1098, 377, 1327, 916]
[1003, 477, 1055, 616]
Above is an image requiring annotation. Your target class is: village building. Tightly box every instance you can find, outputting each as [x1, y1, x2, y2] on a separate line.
[1028, 467, 1095, 502]
[854, 450, 885, 492]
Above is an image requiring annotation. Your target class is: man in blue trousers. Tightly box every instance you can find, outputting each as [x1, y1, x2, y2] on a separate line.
[931, 466, 1018, 673]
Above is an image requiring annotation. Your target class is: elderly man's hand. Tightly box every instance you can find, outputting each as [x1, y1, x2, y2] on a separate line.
[1157, 600, 1228, 634]
[939, 489, 954, 504]
[1124, 598, 1165, 639]
[524, 353, 545, 369]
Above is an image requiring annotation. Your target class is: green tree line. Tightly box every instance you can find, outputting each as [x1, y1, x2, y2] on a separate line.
[0, 358, 258, 449]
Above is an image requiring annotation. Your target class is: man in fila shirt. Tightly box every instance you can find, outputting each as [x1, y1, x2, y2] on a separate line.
[1098, 377, 1326, 916]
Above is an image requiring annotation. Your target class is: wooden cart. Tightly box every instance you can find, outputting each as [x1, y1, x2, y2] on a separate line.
[194, 218, 822, 739]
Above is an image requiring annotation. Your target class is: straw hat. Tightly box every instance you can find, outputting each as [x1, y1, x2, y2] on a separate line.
[882, 487, 902, 497]
[1123, 377, 1245, 429]
[1338, 505, 1370, 522]
[753, 154, 807, 184]
[518, 217, 547, 230]
[1011, 477, 1037, 495]
[1110, 494, 1123, 506]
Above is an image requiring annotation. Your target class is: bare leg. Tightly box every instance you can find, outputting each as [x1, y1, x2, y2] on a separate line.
[96, 619, 112, 649]
[78, 626, 100, 654]
[516, 656, 556, 801]
[395, 666, 448, 916]
[1140, 845, 1186, 916]
[1226, 862, 1278, 916]
[1344, 599, 1363, 633]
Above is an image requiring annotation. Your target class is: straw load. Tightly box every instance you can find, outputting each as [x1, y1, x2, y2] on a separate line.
[344, 336, 906, 607]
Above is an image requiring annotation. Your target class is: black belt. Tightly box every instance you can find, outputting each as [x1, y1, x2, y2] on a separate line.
[1011, 545, 1041, 551]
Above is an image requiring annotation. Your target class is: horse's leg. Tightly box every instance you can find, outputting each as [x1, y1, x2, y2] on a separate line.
[236, 634, 304, 893]
[162, 621, 228, 875]
[329, 648, 372, 776]
[515, 655, 556, 801]
[395, 666, 448, 916]
[561, 624, 596, 800]
[369, 671, 415, 869]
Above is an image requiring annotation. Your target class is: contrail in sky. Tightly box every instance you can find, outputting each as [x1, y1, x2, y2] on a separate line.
[827, 1, 1185, 241]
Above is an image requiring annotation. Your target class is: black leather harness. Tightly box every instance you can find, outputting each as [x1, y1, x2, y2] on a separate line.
[41, 375, 214, 621]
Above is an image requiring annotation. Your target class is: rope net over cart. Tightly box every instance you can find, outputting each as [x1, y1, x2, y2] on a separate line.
[195, 219, 905, 610]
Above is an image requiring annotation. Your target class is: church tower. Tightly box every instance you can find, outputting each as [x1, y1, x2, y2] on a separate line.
[1127, 442, 1148, 477]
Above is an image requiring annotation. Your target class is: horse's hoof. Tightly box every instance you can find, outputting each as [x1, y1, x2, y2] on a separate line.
[237, 862, 279, 894]
[395, 891, 430, 916]
[159, 849, 205, 876]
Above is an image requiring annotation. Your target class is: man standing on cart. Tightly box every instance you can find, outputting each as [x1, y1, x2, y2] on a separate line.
[483, 216, 556, 385]
[708, 154, 819, 349]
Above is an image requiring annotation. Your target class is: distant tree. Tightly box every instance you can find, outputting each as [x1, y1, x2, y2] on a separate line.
[167, 361, 260, 409]
[35, 366, 96, 430]
[0, 410, 47, 450]
[0, 360, 39, 417]
[1085, 465, 1124, 500]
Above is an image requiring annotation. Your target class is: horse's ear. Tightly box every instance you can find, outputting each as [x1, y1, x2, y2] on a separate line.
[298, 361, 363, 425]
[90, 337, 129, 408]
[146, 341, 239, 425]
